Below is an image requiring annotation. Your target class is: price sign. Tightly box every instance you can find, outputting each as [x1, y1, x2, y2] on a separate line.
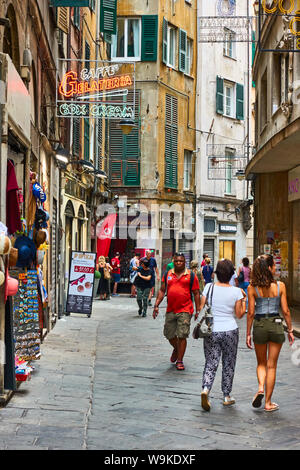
[66, 251, 97, 316]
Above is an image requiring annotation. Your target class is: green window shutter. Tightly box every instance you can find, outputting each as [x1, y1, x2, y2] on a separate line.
[100, 0, 117, 35]
[179, 29, 187, 73]
[85, 41, 90, 70]
[162, 17, 168, 65]
[165, 94, 178, 189]
[73, 117, 80, 156]
[73, 7, 80, 29]
[84, 118, 90, 160]
[216, 76, 224, 115]
[236, 83, 244, 120]
[109, 91, 140, 187]
[141, 15, 158, 62]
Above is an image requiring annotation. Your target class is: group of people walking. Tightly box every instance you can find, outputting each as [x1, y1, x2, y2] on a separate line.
[152, 253, 295, 413]
[96, 252, 123, 300]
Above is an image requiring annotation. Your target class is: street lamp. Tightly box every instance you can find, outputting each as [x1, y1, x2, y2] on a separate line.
[119, 119, 136, 135]
[55, 146, 69, 165]
[235, 170, 246, 181]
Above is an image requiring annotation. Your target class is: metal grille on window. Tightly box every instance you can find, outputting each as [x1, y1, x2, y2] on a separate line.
[203, 239, 214, 268]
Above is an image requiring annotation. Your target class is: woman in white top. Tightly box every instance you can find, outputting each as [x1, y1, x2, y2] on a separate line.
[195, 259, 246, 411]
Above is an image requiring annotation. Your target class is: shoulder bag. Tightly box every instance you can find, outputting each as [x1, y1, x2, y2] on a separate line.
[192, 283, 214, 339]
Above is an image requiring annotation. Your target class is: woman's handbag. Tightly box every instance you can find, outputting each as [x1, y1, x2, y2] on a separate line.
[193, 283, 214, 339]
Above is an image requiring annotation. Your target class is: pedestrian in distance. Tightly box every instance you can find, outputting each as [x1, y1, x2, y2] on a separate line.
[236, 257, 251, 309]
[111, 252, 121, 296]
[202, 257, 214, 285]
[105, 257, 112, 299]
[190, 259, 205, 294]
[134, 257, 152, 317]
[166, 256, 175, 271]
[145, 249, 160, 306]
[129, 253, 140, 297]
[247, 254, 294, 412]
[97, 256, 110, 301]
[153, 252, 201, 371]
[201, 253, 208, 268]
[196, 259, 246, 412]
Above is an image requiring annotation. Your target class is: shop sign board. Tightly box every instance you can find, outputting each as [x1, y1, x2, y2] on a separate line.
[288, 166, 300, 202]
[56, 59, 136, 119]
[219, 223, 237, 233]
[66, 251, 97, 316]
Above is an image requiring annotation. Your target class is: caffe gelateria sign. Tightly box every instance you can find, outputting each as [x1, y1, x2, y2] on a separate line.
[56, 59, 135, 119]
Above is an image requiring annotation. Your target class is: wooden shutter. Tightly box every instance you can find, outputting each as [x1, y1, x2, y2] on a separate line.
[96, 118, 103, 170]
[141, 15, 158, 62]
[216, 76, 224, 115]
[111, 160, 122, 186]
[100, 0, 117, 35]
[165, 94, 178, 189]
[85, 41, 90, 70]
[162, 17, 168, 64]
[57, 7, 69, 34]
[236, 83, 244, 120]
[179, 29, 187, 73]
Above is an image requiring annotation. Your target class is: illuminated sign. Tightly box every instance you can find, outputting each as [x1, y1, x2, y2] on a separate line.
[258, 0, 300, 52]
[56, 59, 136, 119]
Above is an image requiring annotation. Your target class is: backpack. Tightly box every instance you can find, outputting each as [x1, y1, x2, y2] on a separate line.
[163, 269, 195, 301]
[238, 268, 244, 284]
[103, 265, 111, 280]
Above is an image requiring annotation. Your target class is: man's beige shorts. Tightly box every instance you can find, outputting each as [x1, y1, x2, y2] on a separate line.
[163, 312, 192, 340]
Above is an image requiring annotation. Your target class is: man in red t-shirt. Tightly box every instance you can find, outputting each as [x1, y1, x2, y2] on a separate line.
[111, 252, 121, 296]
[153, 253, 201, 371]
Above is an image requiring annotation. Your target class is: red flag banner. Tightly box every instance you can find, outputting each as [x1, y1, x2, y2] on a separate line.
[96, 213, 117, 260]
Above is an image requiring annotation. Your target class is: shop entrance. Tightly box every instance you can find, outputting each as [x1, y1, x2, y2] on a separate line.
[219, 240, 236, 266]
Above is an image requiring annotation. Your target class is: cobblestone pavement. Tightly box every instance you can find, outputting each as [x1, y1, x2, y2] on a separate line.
[0, 296, 300, 450]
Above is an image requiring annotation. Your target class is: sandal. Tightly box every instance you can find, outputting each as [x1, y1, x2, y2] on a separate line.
[170, 349, 178, 363]
[265, 403, 279, 412]
[176, 360, 185, 371]
[252, 391, 264, 408]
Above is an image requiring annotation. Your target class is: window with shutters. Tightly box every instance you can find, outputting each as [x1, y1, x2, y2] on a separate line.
[225, 147, 235, 195]
[179, 29, 187, 73]
[216, 76, 244, 120]
[204, 219, 216, 233]
[167, 24, 177, 68]
[184, 150, 192, 190]
[111, 18, 141, 61]
[96, 118, 103, 170]
[186, 38, 193, 75]
[109, 90, 140, 187]
[165, 94, 178, 190]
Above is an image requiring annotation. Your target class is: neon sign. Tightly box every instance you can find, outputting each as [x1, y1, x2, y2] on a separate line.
[56, 59, 136, 119]
[59, 71, 133, 99]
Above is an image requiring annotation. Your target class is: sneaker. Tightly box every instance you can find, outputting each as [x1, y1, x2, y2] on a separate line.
[138, 309, 142, 316]
[223, 396, 236, 406]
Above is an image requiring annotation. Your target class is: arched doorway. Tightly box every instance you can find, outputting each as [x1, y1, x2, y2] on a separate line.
[3, 4, 20, 73]
[65, 200, 75, 279]
[77, 205, 85, 251]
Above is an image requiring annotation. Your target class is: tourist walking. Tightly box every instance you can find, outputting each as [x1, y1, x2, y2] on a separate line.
[134, 257, 152, 317]
[97, 256, 110, 301]
[153, 253, 201, 371]
[237, 257, 251, 307]
[201, 254, 208, 268]
[145, 250, 160, 306]
[202, 257, 214, 285]
[111, 252, 121, 296]
[196, 259, 246, 411]
[105, 257, 112, 299]
[129, 253, 140, 297]
[247, 254, 294, 412]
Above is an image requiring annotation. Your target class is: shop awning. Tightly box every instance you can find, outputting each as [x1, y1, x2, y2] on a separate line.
[246, 116, 300, 178]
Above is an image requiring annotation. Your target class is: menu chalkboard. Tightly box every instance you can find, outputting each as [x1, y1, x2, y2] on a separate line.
[66, 251, 97, 316]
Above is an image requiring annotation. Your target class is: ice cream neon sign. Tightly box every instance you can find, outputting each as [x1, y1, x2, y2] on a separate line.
[59, 71, 133, 99]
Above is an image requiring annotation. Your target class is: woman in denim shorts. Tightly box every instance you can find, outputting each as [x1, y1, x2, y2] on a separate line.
[247, 255, 294, 412]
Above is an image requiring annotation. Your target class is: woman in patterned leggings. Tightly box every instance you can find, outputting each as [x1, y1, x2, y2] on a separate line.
[195, 259, 246, 411]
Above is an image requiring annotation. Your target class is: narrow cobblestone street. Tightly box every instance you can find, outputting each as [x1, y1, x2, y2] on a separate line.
[0, 296, 300, 450]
